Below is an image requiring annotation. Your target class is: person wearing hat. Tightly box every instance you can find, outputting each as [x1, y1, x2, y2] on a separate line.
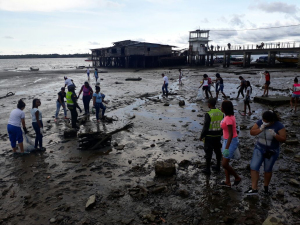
[199, 98, 224, 174]
[55, 87, 68, 122]
[78, 81, 93, 115]
[262, 71, 270, 97]
[66, 85, 82, 129]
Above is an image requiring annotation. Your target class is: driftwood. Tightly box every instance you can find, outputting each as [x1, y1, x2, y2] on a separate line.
[0, 92, 14, 100]
[125, 77, 142, 81]
[78, 122, 133, 150]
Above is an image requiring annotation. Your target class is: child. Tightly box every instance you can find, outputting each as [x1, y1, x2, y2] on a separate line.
[31, 99, 45, 151]
[93, 86, 108, 122]
[290, 76, 300, 112]
[178, 69, 183, 85]
[215, 73, 227, 99]
[199, 74, 210, 99]
[241, 81, 252, 116]
[262, 71, 270, 97]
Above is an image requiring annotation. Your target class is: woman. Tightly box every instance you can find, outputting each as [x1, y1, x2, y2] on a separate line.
[178, 69, 183, 85]
[219, 100, 241, 187]
[7, 99, 29, 154]
[262, 71, 270, 97]
[241, 81, 252, 116]
[215, 73, 226, 99]
[236, 76, 246, 99]
[246, 111, 286, 195]
[94, 68, 99, 82]
[93, 86, 108, 122]
[31, 99, 45, 151]
[78, 81, 93, 115]
[199, 74, 210, 99]
[55, 87, 68, 121]
[290, 76, 300, 112]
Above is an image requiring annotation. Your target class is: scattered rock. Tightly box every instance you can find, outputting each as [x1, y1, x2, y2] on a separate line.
[151, 186, 166, 194]
[155, 161, 176, 176]
[179, 100, 185, 106]
[115, 145, 125, 150]
[197, 114, 203, 117]
[283, 148, 295, 154]
[63, 129, 77, 138]
[143, 213, 156, 222]
[85, 195, 96, 210]
[150, 144, 155, 147]
[262, 215, 283, 225]
[163, 103, 170, 106]
[277, 189, 284, 196]
[191, 109, 196, 112]
[288, 179, 300, 186]
[286, 140, 299, 145]
[177, 189, 190, 198]
[50, 218, 56, 223]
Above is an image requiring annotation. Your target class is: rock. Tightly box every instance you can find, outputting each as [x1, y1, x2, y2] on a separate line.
[293, 206, 300, 214]
[115, 145, 125, 150]
[63, 129, 77, 138]
[163, 103, 170, 106]
[283, 148, 295, 154]
[277, 189, 284, 196]
[151, 186, 166, 194]
[155, 161, 176, 176]
[288, 179, 300, 186]
[179, 100, 185, 106]
[177, 189, 190, 198]
[285, 140, 299, 145]
[128, 160, 132, 164]
[279, 167, 290, 172]
[50, 218, 56, 223]
[85, 195, 96, 210]
[150, 144, 155, 147]
[178, 159, 191, 167]
[262, 215, 283, 225]
[143, 214, 156, 222]
[223, 216, 235, 223]
[240, 125, 247, 130]
[132, 107, 138, 110]
[197, 114, 203, 117]
[191, 109, 196, 112]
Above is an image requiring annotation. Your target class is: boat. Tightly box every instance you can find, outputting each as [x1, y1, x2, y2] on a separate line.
[276, 56, 298, 64]
[76, 66, 85, 69]
[85, 57, 92, 62]
[230, 57, 244, 65]
[30, 67, 39, 71]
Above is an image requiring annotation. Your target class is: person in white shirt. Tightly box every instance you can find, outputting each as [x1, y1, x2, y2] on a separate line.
[7, 99, 29, 154]
[241, 81, 252, 116]
[87, 68, 90, 80]
[64, 76, 73, 88]
[179, 69, 183, 85]
[162, 73, 169, 96]
[31, 99, 45, 151]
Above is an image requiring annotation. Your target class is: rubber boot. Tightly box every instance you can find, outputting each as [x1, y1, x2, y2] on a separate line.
[202, 160, 211, 175]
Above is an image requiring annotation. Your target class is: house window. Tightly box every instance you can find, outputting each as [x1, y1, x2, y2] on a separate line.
[147, 48, 150, 52]
[112, 48, 117, 53]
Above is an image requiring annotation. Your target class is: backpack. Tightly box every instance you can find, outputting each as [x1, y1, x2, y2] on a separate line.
[208, 77, 212, 84]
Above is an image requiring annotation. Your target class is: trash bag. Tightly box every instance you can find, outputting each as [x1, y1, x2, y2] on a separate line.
[196, 89, 203, 100]
[23, 133, 35, 152]
[258, 72, 264, 85]
[233, 148, 241, 160]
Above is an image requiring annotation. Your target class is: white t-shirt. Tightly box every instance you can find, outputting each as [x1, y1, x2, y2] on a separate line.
[203, 79, 208, 86]
[65, 78, 73, 87]
[31, 108, 42, 122]
[8, 108, 25, 127]
[163, 76, 169, 84]
[246, 86, 252, 97]
[87, 69, 90, 74]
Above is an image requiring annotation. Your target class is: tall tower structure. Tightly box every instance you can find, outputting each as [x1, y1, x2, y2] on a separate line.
[188, 29, 211, 65]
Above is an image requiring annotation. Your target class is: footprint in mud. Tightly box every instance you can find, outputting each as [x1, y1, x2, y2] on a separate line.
[72, 174, 87, 180]
[90, 166, 103, 172]
[58, 146, 64, 150]
[75, 168, 87, 173]
[55, 173, 67, 179]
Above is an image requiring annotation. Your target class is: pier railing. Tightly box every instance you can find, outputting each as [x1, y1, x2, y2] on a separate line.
[208, 42, 300, 51]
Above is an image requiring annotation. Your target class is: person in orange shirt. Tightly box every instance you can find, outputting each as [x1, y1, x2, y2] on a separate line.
[262, 71, 270, 97]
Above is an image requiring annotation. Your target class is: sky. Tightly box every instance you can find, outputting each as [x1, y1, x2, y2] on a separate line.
[0, 0, 300, 55]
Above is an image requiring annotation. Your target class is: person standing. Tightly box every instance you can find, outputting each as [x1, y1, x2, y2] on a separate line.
[64, 76, 73, 88]
[199, 74, 210, 99]
[178, 69, 183, 85]
[93, 86, 108, 122]
[162, 73, 169, 97]
[55, 87, 68, 122]
[236, 76, 247, 99]
[94, 68, 99, 82]
[219, 100, 241, 187]
[215, 73, 226, 99]
[78, 81, 93, 115]
[241, 81, 252, 116]
[200, 98, 223, 174]
[31, 99, 45, 151]
[262, 71, 270, 97]
[66, 85, 82, 129]
[245, 111, 286, 195]
[7, 99, 29, 155]
[87, 68, 90, 80]
[290, 76, 300, 112]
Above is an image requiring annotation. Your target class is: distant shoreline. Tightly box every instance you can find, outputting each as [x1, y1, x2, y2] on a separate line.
[0, 54, 91, 59]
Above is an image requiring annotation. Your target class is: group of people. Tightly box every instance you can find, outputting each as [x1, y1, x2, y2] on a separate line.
[200, 98, 286, 196]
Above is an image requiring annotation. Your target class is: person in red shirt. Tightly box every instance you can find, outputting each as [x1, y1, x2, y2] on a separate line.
[262, 71, 270, 97]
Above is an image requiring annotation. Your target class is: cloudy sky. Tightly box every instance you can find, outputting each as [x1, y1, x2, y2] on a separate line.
[0, 0, 300, 55]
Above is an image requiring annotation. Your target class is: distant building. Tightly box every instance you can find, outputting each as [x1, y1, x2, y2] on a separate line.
[91, 40, 186, 68]
[188, 30, 211, 65]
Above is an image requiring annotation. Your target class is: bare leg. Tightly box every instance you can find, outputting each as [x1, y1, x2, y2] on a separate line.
[248, 103, 251, 114]
[264, 172, 272, 186]
[18, 142, 25, 153]
[295, 98, 298, 112]
[244, 103, 246, 113]
[216, 91, 219, 99]
[222, 91, 227, 98]
[251, 170, 259, 189]
[290, 97, 293, 109]
[222, 158, 241, 185]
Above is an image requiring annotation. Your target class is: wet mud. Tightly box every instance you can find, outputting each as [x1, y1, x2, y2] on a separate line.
[0, 66, 299, 224]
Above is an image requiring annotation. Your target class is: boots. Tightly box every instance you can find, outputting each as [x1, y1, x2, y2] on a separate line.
[202, 160, 211, 175]
[212, 160, 221, 172]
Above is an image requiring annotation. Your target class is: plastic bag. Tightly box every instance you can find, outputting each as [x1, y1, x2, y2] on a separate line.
[23, 133, 35, 152]
[233, 148, 241, 160]
[196, 89, 203, 100]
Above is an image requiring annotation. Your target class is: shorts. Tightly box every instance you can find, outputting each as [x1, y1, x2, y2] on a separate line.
[265, 81, 270, 85]
[217, 84, 224, 92]
[222, 137, 239, 159]
[292, 93, 300, 98]
[244, 96, 250, 104]
[7, 124, 23, 148]
[203, 86, 209, 91]
[250, 145, 279, 172]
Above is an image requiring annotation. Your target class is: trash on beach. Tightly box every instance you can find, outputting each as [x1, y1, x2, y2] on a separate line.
[30, 67, 39, 71]
[0, 92, 14, 100]
[125, 77, 142, 81]
[23, 133, 35, 152]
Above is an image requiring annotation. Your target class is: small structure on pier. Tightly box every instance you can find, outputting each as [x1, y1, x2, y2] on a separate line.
[91, 40, 186, 68]
[188, 29, 211, 65]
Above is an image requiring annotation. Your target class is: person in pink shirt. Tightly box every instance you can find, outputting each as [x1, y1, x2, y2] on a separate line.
[290, 77, 300, 112]
[219, 100, 241, 187]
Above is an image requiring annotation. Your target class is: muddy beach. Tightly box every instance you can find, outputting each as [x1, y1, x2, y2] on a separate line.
[0, 66, 299, 225]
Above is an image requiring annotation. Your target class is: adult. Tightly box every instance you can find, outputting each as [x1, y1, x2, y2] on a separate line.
[93, 86, 108, 122]
[66, 85, 82, 129]
[227, 43, 231, 50]
[246, 111, 286, 195]
[31, 99, 45, 151]
[290, 77, 300, 112]
[78, 81, 93, 115]
[236, 76, 247, 99]
[162, 73, 169, 96]
[94, 68, 99, 82]
[199, 74, 210, 99]
[87, 68, 90, 80]
[55, 87, 68, 122]
[219, 100, 241, 187]
[7, 99, 28, 155]
[215, 73, 226, 99]
[200, 98, 223, 174]
[241, 81, 252, 116]
[262, 71, 270, 97]
[178, 69, 183, 85]
[64, 76, 73, 88]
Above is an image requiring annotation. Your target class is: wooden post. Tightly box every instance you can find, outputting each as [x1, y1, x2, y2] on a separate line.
[210, 54, 214, 66]
[243, 52, 247, 67]
[267, 51, 271, 65]
[223, 52, 226, 67]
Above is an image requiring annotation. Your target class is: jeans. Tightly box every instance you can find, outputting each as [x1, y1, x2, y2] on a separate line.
[222, 137, 239, 159]
[162, 83, 168, 95]
[55, 101, 67, 118]
[32, 121, 43, 149]
[68, 106, 78, 128]
[82, 95, 91, 114]
[250, 145, 279, 172]
[95, 102, 106, 120]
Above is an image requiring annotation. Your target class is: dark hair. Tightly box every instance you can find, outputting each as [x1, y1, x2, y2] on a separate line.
[203, 74, 208, 78]
[208, 98, 217, 107]
[68, 85, 75, 92]
[61, 87, 65, 90]
[84, 81, 89, 86]
[17, 99, 26, 109]
[264, 71, 269, 74]
[32, 99, 40, 108]
[294, 77, 298, 83]
[161, 73, 164, 76]
[96, 86, 100, 91]
[262, 110, 280, 122]
[246, 81, 252, 94]
[239, 76, 243, 79]
[216, 73, 220, 78]
[221, 100, 234, 116]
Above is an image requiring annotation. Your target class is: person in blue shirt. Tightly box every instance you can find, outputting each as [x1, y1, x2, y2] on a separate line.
[94, 68, 99, 82]
[245, 111, 286, 196]
[93, 86, 108, 122]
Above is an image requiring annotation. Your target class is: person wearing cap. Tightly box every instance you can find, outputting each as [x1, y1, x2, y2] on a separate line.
[64, 76, 73, 88]
[262, 71, 270, 97]
[78, 81, 93, 115]
[55, 87, 68, 122]
[93, 86, 108, 122]
[199, 98, 224, 174]
[66, 85, 82, 129]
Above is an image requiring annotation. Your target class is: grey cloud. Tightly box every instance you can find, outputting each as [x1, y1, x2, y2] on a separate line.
[249, 2, 298, 14]
[217, 16, 227, 23]
[201, 18, 209, 23]
[230, 14, 245, 27]
[89, 41, 100, 45]
[3, 36, 13, 39]
[177, 34, 189, 44]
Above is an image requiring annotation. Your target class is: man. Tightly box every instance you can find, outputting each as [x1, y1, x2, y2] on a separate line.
[200, 98, 223, 175]
[66, 85, 82, 129]
[178, 69, 183, 85]
[262, 71, 270, 97]
[64, 76, 73, 88]
[162, 73, 169, 96]
[54, 87, 68, 122]
[236, 76, 247, 99]
[87, 68, 90, 80]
